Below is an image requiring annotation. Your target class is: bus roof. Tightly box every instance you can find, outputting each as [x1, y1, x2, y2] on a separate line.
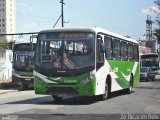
[38, 27, 138, 44]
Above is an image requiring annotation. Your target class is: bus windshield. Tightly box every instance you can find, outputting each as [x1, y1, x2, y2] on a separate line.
[35, 32, 95, 70]
[13, 51, 34, 72]
[141, 54, 159, 67]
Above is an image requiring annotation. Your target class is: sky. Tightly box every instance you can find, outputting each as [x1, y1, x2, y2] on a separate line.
[16, 0, 157, 42]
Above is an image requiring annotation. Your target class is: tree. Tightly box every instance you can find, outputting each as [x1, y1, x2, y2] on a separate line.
[154, 0, 160, 43]
[0, 38, 14, 50]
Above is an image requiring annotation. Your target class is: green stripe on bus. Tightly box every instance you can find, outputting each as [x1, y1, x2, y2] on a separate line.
[108, 60, 139, 88]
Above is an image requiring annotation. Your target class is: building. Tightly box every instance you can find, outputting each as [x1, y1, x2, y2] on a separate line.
[0, 0, 16, 42]
[0, 0, 16, 82]
[139, 40, 158, 54]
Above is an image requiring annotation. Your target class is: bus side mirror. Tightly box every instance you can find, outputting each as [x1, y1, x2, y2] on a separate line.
[100, 39, 105, 53]
[97, 35, 105, 53]
[101, 42, 105, 53]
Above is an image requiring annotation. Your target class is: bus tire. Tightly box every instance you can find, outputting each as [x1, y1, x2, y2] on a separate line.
[99, 79, 111, 101]
[127, 75, 134, 94]
[52, 95, 63, 102]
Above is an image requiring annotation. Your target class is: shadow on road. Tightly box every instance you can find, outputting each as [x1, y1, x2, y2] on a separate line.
[5, 96, 99, 105]
[4, 89, 132, 105]
[136, 80, 160, 90]
[136, 86, 160, 90]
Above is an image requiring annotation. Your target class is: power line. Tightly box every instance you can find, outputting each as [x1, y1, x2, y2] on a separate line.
[0, 32, 39, 36]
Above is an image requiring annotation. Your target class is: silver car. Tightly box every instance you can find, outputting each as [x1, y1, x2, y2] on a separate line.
[140, 67, 155, 81]
[152, 67, 160, 75]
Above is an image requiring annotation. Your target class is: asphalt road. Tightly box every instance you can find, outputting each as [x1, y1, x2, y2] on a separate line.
[0, 79, 160, 120]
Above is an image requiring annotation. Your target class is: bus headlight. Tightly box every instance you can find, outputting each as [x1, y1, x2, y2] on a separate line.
[81, 72, 95, 84]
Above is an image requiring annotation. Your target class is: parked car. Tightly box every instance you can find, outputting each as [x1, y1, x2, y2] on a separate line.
[151, 67, 160, 75]
[140, 67, 155, 81]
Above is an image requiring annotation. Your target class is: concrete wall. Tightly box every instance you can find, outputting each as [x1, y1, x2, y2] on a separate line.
[0, 50, 12, 82]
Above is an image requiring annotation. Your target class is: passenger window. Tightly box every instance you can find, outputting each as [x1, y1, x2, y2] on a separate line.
[104, 36, 112, 59]
[112, 39, 120, 59]
[121, 41, 128, 60]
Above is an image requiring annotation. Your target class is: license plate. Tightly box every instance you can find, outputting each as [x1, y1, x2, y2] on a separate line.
[25, 78, 31, 81]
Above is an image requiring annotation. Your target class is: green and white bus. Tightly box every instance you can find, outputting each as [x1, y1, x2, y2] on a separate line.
[12, 43, 36, 90]
[34, 27, 140, 101]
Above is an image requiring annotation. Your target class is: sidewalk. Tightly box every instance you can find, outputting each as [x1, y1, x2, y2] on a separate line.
[0, 90, 18, 94]
[0, 82, 19, 94]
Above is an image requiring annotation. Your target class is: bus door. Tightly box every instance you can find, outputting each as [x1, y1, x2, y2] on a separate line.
[96, 34, 106, 94]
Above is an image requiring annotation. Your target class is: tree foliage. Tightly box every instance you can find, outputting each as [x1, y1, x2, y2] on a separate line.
[0, 39, 14, 50]
[154, 0, 160, 43]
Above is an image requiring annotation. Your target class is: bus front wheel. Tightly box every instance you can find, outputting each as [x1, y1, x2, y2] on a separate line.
[127, 76, 134, 94]
[99, 81, 110, 101]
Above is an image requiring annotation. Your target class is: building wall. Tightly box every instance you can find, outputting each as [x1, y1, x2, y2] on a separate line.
[0, 0, 16, 42]
[0, 50, 12, 82]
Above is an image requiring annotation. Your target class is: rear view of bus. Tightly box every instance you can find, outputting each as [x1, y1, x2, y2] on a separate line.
[34, 28, 140, 101]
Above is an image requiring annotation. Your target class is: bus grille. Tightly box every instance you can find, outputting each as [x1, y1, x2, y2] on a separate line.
[47, 87, 79, 95]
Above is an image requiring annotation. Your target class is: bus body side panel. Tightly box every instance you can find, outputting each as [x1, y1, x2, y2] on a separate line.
[34, 71, 97, 96]
[95, 65, 106, 95]
[133, 63, 140, 87]
[107, 60, 139, 92]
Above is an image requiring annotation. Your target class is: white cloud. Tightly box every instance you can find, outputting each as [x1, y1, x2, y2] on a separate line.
[23, 22, 38, 29]
[141, 6, 160, 15]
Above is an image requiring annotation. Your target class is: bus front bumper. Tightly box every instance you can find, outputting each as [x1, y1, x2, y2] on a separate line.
[34, 79, 96, 96]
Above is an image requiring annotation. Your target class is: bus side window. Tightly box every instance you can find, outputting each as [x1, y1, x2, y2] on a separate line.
[112, 39, 116, 59]
[134, 45, 138, 61]
[115, 39, 121, 59]
[112, 39, 120, 60]
[121, 41, 128, 60]
[127, 43, 134, 61]
[104, 36, 112, 59]
[96, 35, 104, 70]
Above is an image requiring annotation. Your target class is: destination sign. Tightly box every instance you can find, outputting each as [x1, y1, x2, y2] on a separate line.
[14, 43, 36, 51]
[42, 32, 94, 40]
[59, 33, 87, 39]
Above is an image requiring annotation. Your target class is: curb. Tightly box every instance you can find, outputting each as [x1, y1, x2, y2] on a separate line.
[0, 90, 18, 94]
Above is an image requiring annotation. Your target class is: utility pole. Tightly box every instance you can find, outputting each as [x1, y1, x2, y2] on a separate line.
[53, 0, 68, 28]
[146, 15, 153, 42]
[60, 0, 65, 27]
